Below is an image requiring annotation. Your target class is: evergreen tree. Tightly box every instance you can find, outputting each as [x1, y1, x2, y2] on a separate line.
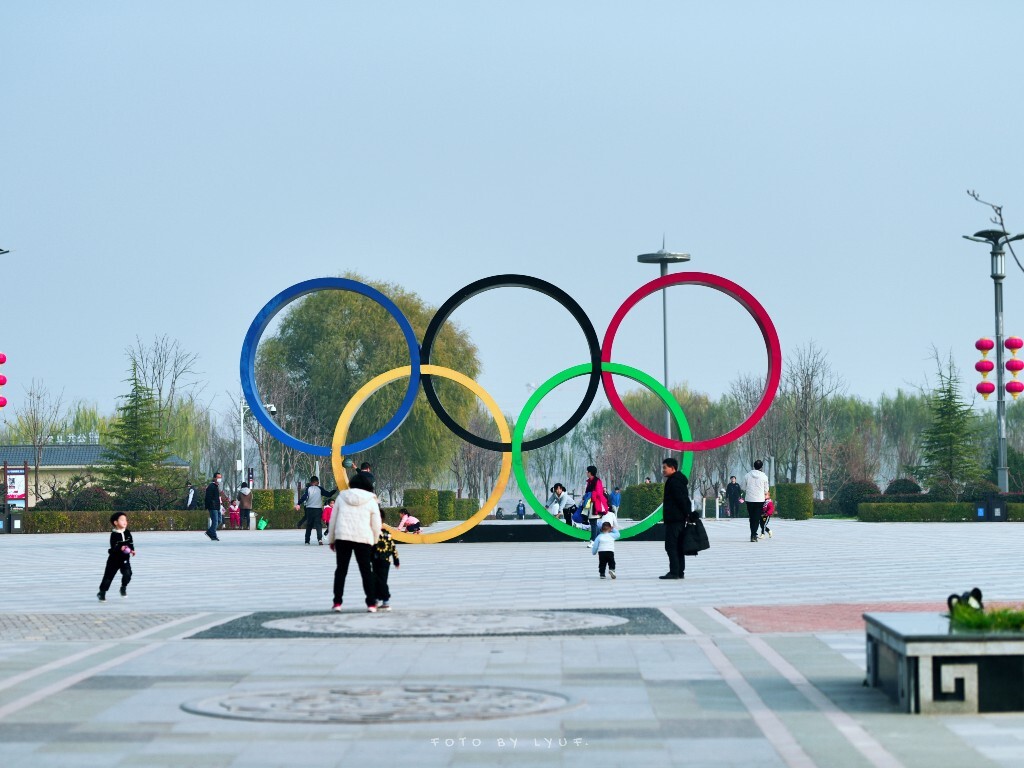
[915, 359, 982, 496]
[101, 365, 171, 496]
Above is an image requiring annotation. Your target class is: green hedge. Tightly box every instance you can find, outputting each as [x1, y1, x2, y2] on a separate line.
[834, 480, 881, 516]
[23, 510, 210, 534]
[620, 483, 663, 519]
[774, 483, 813, 520]
[437, 490, 456, 521]
[858, 502, 1024, 522]
[252, 489, 274, 511]
[402, 489, 439, 526]
[813, 499, 834, 516]
[272, 489, 295, 512]
[252, 509, 306, 530]
[453, 498, 479, 519]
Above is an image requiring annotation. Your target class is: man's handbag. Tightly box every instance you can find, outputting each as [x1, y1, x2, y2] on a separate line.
[682, 517, 710, 556]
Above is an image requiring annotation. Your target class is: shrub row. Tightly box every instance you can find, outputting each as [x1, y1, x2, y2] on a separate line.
[858, 503, 1024, 522]
[813, 499, 834, 516]
[398, 489, 439, 527]
[453, 498, 479, 519]
[773, 483, 813, 520]
[437, 490, 456, 520]
[620, 483, 663, 519]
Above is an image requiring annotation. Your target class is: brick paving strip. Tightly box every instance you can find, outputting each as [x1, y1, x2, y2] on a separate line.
[0, 612, 192, 641]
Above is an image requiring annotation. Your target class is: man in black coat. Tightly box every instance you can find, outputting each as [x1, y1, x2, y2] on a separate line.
[204, 472, 223, 541]
[725, 475, 741, 519]
[660, 457, 692, 580]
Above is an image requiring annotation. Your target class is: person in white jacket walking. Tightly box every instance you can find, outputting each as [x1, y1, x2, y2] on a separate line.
[327, 472, 382, 612]
[742, 459, 771, 543]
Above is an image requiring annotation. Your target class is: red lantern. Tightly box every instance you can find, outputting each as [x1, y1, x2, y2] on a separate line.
[1007, 359, 1024, 379]
[977, 338, 996, 358]
[1007, 381, 1024, 400]
[0, 374, 6, 386]
[0, 396, 7, 409]
[0, 352, 6, 364]
[1006, 337, 1024, 357]
[976, 360, 995, 379]
[977, 381, 996, 400]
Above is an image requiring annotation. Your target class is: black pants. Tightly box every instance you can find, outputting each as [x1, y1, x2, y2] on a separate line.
[304, 508, 323, 543]
[664, 522, 686, 576]
[728, 499, 740, 518]
[598, 550, 616, 576]
[746, 501, 765, 538]
[373, 559, 391, 602]
[333, 540, 376, 606]
[99, 555, 132, 593]
[241, 509, 251, 529]
[759, 514, 771, 534]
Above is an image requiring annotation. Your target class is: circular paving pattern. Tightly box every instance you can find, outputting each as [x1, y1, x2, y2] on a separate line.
[262, 610, 629, 636]
[182, 685, 573, 723]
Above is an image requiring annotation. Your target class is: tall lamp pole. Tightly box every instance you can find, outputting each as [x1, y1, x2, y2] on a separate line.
[964, 229, 1024, 493]
[240, 398, 276, 488]
[637, 244, 691, 447]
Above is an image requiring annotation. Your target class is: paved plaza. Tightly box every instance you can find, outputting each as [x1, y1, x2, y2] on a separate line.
[0, 518, 1023, 767]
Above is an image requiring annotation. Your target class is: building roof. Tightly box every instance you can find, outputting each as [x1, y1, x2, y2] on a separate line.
[0, 444, 190, 468]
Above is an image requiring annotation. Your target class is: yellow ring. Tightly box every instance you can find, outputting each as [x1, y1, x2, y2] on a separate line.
[332, 364, 511, 544]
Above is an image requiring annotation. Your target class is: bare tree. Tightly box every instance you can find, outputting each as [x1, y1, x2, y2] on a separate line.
[126, 335, 203, 433]
[13, 380, 66, 500]
[783, 342, 845, 490]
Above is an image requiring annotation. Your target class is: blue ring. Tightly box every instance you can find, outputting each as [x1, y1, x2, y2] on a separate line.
[240, 277, 421, 457]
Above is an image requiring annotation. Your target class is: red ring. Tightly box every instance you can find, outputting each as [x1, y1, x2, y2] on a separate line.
[601, 272, 782, 451]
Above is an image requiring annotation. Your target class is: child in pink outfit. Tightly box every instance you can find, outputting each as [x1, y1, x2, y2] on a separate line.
[228, 500, 241, 529]
[759, 496, 774, 539]
[322, 503, 333, 530]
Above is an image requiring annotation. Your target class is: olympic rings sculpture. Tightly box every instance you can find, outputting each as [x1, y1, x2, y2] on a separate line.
[241, 272, 781, 544]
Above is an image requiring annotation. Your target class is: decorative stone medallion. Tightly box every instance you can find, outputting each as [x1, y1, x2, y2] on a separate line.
[262, 610, 629, 636]
[182, 685, 573, 723]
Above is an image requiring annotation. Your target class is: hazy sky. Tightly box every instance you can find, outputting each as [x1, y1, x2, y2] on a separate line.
[3, 1, 1024, 437]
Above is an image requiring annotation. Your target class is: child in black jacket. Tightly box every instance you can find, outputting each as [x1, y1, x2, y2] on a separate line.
[98, 512, 135, 601]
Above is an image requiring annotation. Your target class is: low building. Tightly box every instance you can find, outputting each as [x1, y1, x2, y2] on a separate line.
[0, 444, 191, 508]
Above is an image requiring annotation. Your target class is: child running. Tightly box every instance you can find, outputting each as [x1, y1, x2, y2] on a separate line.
[98, 512, 135, 601]
[590, 519, 621, 579]
[759, 494, 774, 539]
[373, 510, 400, 611]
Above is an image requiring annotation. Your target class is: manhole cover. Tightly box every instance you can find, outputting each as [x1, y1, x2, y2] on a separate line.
[262, 610, 629, 636]
[182, 685, 573, 723]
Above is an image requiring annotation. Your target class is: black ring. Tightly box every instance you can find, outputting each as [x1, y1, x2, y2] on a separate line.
[420, 274, 602, 452]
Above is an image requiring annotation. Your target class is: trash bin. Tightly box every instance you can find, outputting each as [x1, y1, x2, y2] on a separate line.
[986, 495, 1008, 521]
[7, 511, 23, 533]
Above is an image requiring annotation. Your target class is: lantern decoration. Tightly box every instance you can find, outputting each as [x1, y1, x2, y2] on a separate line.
[1006, 336, 1024, 356]
[976, 338, 996, 358]
[1007, 381, 1024, 401]
[0, 352, 5, 410]
[977, 381, 996, 400]
[976, 360, 995, 379]
[1007, 358, 1024, 379]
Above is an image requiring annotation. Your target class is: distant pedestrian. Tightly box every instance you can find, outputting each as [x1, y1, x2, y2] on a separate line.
[583, 465, 609, 541]
[97, 512, 135, 601]
[373, 509, 400, 611]
[184, 482, 197, 510]
[204, 472, 223, 541]
[327, 472, 382, 612]
[644, 477, 652, 485]
[515, 499, 526, 520]
[228, 499, 241, 529]
[356, 461, 375, 487]
[743, 460, 771, 543]
[295, 475, 337, 546]
[726, 475, 741, 519]
[610, 486, 622, 514]
[591, 519, 621, 579]
[659, 457, 691, 580]
[237, 482, 253, 530]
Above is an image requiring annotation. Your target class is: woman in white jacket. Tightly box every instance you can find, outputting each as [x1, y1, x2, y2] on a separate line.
[327, 472, 382, 613]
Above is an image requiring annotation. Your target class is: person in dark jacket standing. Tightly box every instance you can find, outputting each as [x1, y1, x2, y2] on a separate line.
[184, 482, 198, 510]
[660, 458, 691, 580]
[725, 476, 741, 519]
[204, 472, 223, 541]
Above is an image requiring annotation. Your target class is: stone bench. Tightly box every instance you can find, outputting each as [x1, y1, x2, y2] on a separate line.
[864, 612, 1024, 713]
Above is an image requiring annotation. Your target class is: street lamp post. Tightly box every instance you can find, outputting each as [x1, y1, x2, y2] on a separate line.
[637, 244, 691, 446]
[964, 229, 1024, 493]
[240, 398, 276, 488]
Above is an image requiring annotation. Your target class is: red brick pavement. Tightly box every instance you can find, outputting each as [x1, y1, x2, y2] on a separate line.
[717, 602, 947, 633]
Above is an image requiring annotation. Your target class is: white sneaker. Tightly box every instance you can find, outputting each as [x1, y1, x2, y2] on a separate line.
[609, 570, 616, 579]
[367, 605, 377, 613]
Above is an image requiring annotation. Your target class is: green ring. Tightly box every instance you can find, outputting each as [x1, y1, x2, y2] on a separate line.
[512, 361, 693, 540]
